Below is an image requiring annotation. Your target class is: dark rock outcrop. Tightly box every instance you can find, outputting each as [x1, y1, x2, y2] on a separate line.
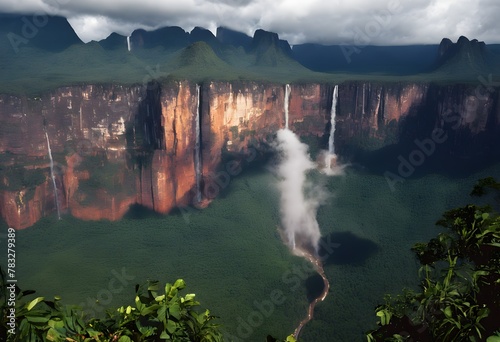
[216, 26, 252, 50]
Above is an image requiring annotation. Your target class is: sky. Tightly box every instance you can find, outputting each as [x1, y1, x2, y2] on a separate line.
[0, 0, 499, 45]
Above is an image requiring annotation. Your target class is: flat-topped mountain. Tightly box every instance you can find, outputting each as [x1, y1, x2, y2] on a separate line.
[129, 26, 189, 51]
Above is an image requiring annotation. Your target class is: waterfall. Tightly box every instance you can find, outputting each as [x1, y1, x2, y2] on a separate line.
[274, 129, 323, 253]
[79, 106, 83, 131]
[321, 85, 344, 174]
[127, 36, 131, 52]
[45, 132, 61, 219]
[328, 85, 338, 155]
[195, 84, 202, 203]
[284, 84, 291, 129]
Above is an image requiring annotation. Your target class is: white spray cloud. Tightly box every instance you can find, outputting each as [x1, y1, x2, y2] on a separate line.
[273, 128, 326, 253]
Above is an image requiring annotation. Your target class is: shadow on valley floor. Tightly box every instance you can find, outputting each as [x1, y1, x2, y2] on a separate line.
[344, 143, 500, 180]
[124, 204, 166, 220]
[319, 231, 379, 266]
[305, 274, 325, 303]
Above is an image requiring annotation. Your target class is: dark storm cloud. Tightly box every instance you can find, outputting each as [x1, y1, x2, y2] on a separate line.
[0, 0, 498, 44]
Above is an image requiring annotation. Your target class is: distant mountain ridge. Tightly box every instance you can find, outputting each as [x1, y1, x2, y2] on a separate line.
[291, 44, 440, 75]
[1, 12, 499, 94]
[2, 12, 499, 73]
[96, 22, 500, 75]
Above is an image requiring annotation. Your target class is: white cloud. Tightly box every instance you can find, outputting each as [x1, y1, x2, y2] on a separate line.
[0, 0, 498, 44]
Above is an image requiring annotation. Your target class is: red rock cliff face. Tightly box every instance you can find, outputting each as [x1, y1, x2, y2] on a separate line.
[0, 85, 141, 156]
[136, 82, 198, 213]
[0, 85, 142, 228]
[434, 84, 499, 134]
[335, 82, 499, 152]
[1, 81, 498, 228]
[203, 82, 282, 168]
[0, 176, 63, 229]
[336, 82, 429, 145]
[65, 153, 136, 222]
[164, 82, 198, 208]
[203, 82, 330, 163]
[200, 82, 332, 199]
[287, 83, 331, 136]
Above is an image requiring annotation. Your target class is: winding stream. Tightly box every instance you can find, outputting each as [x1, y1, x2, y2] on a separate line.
[292, 247, 330, 340]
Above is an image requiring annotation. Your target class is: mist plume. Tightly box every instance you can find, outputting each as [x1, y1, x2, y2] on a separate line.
[274, 128, 326, 253]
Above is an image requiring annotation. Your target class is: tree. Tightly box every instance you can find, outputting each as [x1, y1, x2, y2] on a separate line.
[367, 178, 500, 342]
[1, 275, 223, 341]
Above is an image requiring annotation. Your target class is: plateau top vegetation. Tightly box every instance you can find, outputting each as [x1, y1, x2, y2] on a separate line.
[1, 13, 500, 94]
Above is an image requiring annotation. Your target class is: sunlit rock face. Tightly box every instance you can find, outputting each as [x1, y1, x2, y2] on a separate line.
[0, 81, 498, 228]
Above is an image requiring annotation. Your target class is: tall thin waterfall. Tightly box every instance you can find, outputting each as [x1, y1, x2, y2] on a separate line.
[45, 131, 61, 219]
[284, 84, 291, 129]
[127, 36, 131, 52]
[195, 84, 202, 203]
[328, 85, 338, 155]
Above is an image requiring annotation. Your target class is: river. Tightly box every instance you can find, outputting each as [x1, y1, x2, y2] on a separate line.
[292, 247, 330, 340]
